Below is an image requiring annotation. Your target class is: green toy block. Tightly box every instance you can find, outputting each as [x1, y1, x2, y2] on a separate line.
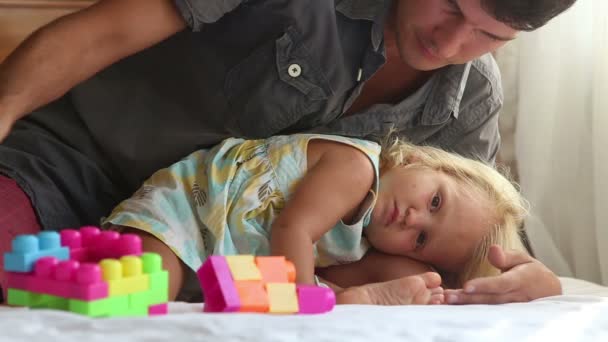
[69, 295, 129, 317]
[7, 288, 31, 306]
[8, 288, 69, 310]
[33, 294, 68, 310]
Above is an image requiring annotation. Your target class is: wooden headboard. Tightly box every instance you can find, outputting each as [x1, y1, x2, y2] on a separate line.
[0, 0, 95, 61]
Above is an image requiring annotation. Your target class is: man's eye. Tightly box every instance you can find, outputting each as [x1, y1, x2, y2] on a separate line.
[445, 0, 461, 13]
[416, 232, 428, 249]
[431, 194, 442, 211]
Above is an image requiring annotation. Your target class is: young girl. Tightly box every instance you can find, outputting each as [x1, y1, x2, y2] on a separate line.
[102, 133, 528, 304]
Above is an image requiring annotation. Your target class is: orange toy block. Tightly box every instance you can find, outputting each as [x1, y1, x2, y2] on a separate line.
[235, 281, 269, 312]
[254, 256, 296, 283]
[266, 283, 299, 314]
[225, 255, 261, 281]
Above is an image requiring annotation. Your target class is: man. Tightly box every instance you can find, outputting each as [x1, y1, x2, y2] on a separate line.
[0, 0, 576, 304]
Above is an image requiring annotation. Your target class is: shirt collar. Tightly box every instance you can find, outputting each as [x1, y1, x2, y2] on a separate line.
[336, 0, 390, 51]
[337, 0, 472, 123]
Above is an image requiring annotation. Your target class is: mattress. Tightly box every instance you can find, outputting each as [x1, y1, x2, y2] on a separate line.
[0, 277, 606, 342]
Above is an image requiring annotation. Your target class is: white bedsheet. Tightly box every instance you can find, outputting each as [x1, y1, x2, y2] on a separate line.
[1, 277, 607, 342]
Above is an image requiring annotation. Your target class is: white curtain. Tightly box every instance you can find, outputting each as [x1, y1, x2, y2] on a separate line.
[501, 0, 608, 285]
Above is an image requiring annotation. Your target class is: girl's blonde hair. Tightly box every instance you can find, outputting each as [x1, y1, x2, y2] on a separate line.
[380, 135, 529, 287]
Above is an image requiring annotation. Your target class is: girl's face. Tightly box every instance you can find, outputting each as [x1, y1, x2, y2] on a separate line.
[367, 166, 493, 273]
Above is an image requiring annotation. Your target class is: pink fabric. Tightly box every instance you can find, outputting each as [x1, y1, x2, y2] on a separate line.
[0, 174, 41, 301]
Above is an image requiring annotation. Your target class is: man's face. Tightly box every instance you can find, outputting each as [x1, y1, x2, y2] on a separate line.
[390, 0, 519, 70]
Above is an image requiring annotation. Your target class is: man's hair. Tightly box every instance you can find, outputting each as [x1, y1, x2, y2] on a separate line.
[482, 0, 577, 31]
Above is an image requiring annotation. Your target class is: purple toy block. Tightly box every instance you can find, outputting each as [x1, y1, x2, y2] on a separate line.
[296, 285, 335, 314]
[6, 256, 109, 301]
[60, 227, 142, 263]
[4, 232, 70, 273]
[198, 256, 241, 312]
[148, 303, 169, 316]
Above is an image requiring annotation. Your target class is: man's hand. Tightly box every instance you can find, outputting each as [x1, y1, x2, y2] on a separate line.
[444, 245, 562, 304]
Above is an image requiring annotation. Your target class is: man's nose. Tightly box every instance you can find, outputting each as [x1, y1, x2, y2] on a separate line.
[432, 18, 470, 59]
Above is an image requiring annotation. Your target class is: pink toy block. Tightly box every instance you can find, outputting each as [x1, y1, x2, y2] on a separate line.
[296, 285, 336, 314]
[6, 256, 108, 301]
[60, 227, 142, 263]
[148, 303, 169, 316]
[198, 256, 240, 312]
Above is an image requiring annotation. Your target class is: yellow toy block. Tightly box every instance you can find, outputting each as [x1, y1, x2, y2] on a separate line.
[266, 283, 299, 314]
[225, 255, 262, 281]
[100, 256, 149, 296]
[255, 256, 296, 283]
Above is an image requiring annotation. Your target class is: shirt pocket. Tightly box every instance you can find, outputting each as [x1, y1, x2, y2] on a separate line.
[224, 25, 333, 137]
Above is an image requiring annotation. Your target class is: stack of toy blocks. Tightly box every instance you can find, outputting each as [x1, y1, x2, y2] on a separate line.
[3, 226, 169, 317]
[198, 255, 335, 314]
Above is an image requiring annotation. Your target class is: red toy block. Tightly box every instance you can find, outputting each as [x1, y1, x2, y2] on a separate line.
[198, 256, 240, 312]
[6, 256, 108, 301]
[254, 256, 296, 283]
[296, 285, 335, 314]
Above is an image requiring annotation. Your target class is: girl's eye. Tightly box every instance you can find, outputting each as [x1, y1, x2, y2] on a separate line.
[431, 193, 442, 211]
[416, 231, 428, 249]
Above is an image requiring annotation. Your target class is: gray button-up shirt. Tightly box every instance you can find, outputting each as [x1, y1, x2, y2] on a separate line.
[67, 0, 502, 190]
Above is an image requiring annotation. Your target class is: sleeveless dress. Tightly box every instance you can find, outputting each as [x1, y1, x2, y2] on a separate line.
[103, 134, 381, 272]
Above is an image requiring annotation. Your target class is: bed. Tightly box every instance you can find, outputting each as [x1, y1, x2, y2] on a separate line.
[1, 277, 607, 341]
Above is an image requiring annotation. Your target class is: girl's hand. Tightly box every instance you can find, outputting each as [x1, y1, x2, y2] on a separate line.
[444, 245, 561, 304]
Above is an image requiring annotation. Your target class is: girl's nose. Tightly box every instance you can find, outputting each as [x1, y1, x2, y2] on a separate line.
[403, 207, 429, 228]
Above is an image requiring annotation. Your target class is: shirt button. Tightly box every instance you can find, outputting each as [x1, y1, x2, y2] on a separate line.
[288, 63, 302, 78]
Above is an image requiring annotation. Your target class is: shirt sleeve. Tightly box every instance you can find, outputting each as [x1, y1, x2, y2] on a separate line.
[173, 0, 244, 31]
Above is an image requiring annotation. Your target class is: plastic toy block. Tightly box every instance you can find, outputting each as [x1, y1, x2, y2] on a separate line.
[198, 255, 335, 314]
[198, 256, 240, 312]
[4, 232, 70, 272]
[6, 226, 169, 318]
[266, 283, 299, 314]
[100, 256, 149, 296]
[225, 255, 262, 281]
[129, 253, 169, 309]
[254, 256, 295, 283]
[296, 285, 336, 314]
[61, 227, 142, 263]
[235, 281, 269, 312]
[6, 257, 109, 301]
[6, 289, 68, 310]
[149, 303, 168, 316]
[69, 294, 130, 317]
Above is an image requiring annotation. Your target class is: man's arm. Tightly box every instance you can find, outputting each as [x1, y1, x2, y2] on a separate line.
[0, 0, 186, 141]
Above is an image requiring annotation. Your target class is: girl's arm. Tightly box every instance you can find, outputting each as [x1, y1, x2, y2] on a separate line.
[270, 140, 375, 284]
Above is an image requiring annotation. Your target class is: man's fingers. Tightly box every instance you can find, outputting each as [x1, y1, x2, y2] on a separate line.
[461, 272, 519, 295]
[488, 245, 534, 271]
[444, 289, 527, 305]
